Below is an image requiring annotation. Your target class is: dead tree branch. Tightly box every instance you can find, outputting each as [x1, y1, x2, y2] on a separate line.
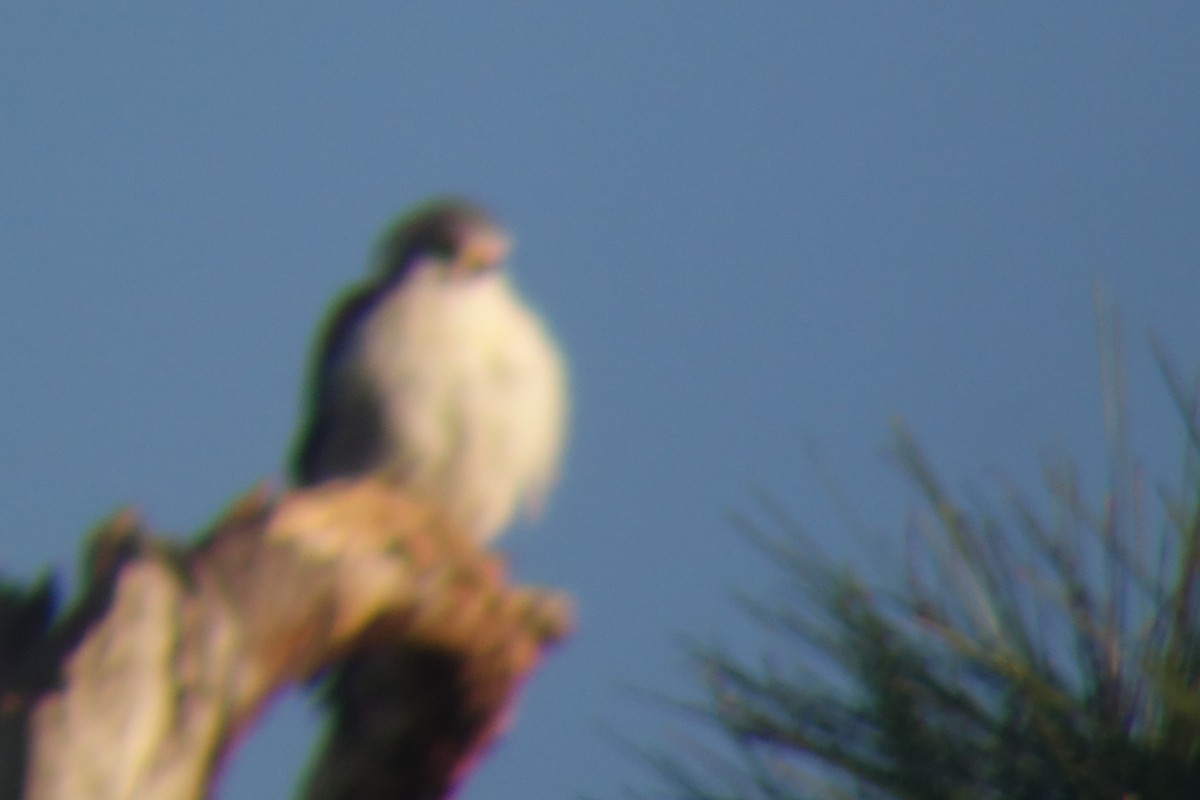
[0, 479, 572, 800]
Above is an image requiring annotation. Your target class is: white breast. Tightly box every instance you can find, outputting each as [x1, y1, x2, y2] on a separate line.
[357, 269, 568, 542]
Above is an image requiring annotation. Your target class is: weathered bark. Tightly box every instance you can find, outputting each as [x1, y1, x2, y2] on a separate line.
[0, 479, 572, 800]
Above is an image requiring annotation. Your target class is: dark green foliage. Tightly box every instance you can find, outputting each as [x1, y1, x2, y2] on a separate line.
[639, 339, 1200, 799]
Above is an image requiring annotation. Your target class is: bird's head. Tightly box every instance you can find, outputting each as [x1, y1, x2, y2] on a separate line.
[374, 197, 511, 285]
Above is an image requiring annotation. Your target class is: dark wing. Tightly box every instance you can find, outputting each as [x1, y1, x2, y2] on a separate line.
[290, 284, 386, 486]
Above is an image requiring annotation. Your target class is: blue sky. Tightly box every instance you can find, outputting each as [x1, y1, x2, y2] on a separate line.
[1, 4, 1198, 798]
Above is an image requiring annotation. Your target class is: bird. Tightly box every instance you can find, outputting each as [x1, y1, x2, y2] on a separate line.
[290, 197, 568, 543]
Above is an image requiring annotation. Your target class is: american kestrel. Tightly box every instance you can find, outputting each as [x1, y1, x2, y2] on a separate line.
[291, 198, 568, 543]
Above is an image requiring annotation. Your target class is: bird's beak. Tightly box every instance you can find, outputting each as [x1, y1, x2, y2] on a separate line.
[454, 230, 512, 277]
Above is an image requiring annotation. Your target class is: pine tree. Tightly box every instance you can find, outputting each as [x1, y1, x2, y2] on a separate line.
[639, 329, 1200, 800]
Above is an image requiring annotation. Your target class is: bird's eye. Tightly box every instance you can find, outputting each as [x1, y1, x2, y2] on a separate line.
[427, 243, 457, 262]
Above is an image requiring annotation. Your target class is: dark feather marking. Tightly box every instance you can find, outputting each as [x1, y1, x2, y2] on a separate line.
[291, 285, 384, 486]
